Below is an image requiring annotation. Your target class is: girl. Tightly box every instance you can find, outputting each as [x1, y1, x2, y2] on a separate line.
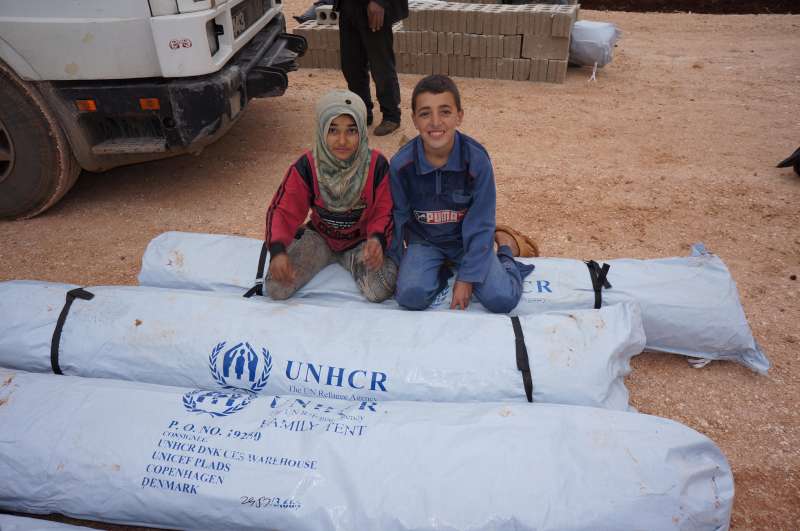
[265, 89, 396, 302]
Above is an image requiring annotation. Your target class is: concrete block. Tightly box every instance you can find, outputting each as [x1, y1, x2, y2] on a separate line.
[424, 8, 436, 31]
[546, 59, 567, 83]
[487, 34, 502, 58]
[502, 35, 521, 59]
[433, 54, 448, 74]
[410, 31, 422, 54]
[326, 27, 340, 51]
[297, 52, 311, 68]
[470, 56, 482, 78]
[315, 5, 338, 26]
[521, 34, 569, 61]
[405, 10, 419, 31]
[512, 58, 531, 81]
[401, 52, 414, 74]
[516, 7, 535, 35]
[439, 32, 454, 55]
[472, 34, 487, 58]
[480, 57, 497, 79]
[488, 7, 503, 35]
[424, 53, 433, 75]
[327, 49, 341, 69]
[499, 10, 517, 35]
[466, 7, 482, 34]
[497, 58, 515, 80]
[447, 54, 459, 77]
[534, 8, 554, 36]
[531, 58, 548, 82]
[479, 9, 495, 36]
[421, 31, 432, 54]
[454, 9, 468, 34]
[453, 33, 469, 55]
[395, 31, 407, 53]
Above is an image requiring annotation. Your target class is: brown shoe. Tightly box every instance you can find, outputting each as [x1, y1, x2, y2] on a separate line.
[373, 120, 400, 136]
[495, 224, 540, 257]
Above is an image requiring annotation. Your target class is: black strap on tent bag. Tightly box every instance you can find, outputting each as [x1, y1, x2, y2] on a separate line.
[51, 288, 95, 375]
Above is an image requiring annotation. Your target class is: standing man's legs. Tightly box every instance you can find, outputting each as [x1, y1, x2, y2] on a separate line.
[338, 4, 374, 124]
[338, 3, 401, 133]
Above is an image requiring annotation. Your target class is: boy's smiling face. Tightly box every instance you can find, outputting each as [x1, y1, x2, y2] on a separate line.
[412, 91, 464, 164]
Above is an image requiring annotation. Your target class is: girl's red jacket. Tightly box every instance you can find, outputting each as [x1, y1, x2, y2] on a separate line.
[265, 149, 394, 256]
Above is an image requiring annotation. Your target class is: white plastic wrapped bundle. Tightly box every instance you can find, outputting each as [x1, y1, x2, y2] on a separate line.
[138, 231, 769, 373]
[569, 20, 621, 68]
[0, 515, 102, 531]
[0, 280, 644, 410]
[0, 369, 734, 531]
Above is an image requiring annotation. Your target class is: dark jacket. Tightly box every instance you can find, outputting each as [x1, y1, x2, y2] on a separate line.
[334, 0, 409, 26]
[389, 131, 497, 284]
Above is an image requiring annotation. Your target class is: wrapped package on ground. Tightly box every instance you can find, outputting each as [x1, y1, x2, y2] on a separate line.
[0, 280, 644, 411]
[0, 515, 103, 530]
[139, 231, 768, 373]
[0, 369, 734, 531]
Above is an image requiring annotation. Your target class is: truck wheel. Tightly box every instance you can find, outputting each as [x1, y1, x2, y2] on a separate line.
[0, 66, 80, 219]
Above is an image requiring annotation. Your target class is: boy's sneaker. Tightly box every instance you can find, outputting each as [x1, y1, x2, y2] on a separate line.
[373, 120, 400, 136]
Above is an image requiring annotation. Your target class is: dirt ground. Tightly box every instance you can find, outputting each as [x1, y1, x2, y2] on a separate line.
[1, 4, 798, 530]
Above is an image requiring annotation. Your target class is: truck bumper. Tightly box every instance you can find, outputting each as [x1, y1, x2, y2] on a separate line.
[40, 13, 307, 171]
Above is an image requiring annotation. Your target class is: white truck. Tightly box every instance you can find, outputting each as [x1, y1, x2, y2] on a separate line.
[0, 0, 306, 218]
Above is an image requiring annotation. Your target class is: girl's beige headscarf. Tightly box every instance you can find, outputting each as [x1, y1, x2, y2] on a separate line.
[312, 89, 371, 212]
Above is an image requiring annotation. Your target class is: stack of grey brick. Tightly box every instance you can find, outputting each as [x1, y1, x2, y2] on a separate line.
[294, 1, 578, 83]
[294, 20, 341, 69]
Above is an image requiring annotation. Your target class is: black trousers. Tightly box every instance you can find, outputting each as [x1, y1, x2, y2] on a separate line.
[338, 3, 401, 123]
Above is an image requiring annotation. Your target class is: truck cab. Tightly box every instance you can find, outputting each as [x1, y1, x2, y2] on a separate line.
[0, 0, 306, 218]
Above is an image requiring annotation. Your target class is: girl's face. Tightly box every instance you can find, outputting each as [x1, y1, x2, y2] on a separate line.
[326, 114, 359, 161]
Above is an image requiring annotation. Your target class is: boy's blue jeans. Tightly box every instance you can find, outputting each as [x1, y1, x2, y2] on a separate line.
[395, 243, 533, 313]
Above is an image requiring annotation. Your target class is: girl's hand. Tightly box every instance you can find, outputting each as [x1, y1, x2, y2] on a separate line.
[362, 238, 384, 271]
[450, 280, 473, 310]
[269, 253, 296, 285]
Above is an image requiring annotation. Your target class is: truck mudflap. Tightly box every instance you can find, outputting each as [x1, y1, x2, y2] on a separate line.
[246, 33, 308, 98]
[39, 13, 308, 170]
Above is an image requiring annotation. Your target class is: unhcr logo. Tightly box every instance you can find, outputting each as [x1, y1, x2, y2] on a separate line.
[209, 341, 272, 394]
[182, 390, 252, 418]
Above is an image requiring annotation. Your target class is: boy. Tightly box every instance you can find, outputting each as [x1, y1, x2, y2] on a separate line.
[389, 75, 537, 313]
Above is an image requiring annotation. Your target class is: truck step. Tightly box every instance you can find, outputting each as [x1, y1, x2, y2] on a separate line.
[91, 138, 167, 155]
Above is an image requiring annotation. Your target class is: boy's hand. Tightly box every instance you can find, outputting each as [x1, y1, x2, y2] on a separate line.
[367, 1, 385, 31]
[268, 253, 296, 285]
[450, 280, 473, 310]
[362, 238, 384, 271]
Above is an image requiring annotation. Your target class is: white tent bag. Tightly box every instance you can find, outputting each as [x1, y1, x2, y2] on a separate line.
[0, 515, 102, 531]
[0, 280, 645, 410]
[139, 232, 768, 373]
[0, 369, 733, 531]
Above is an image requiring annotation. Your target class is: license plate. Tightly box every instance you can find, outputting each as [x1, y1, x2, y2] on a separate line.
[232, 0, 267, 39]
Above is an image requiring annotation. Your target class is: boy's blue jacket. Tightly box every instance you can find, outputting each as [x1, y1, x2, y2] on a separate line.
[389, 131, 496, 284]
